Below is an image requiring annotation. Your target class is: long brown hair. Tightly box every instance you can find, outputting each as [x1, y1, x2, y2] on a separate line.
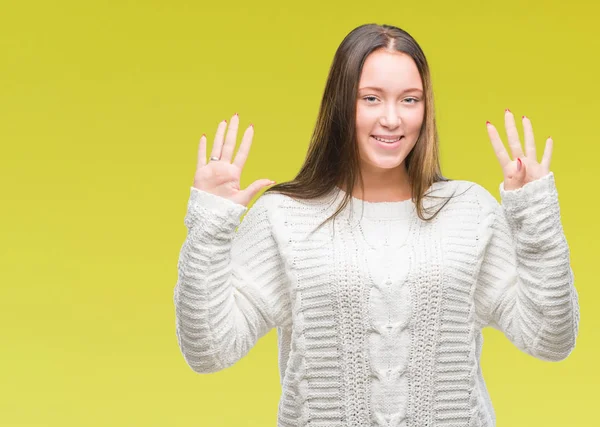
[265, 23, 458, 228]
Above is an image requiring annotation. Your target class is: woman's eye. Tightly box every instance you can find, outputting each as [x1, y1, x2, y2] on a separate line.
[363, 96, 419, 104]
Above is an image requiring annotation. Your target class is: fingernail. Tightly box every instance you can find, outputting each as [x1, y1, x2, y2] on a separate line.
[250, 123, 254, 128]
[517, 158, 522, 171]
[223, 120, 227, 124]
[201, 133, 206, 138]
[522, 115, 526, 119]
[234, 112, 238, 117]
[506, 108, 511, 113]
[486, 121, 491, 126]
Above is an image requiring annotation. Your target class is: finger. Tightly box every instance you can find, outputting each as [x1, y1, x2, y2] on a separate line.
[197, 134, 207, 168]
[221, 113, 239, 162]
[233, 124, 254, 169]
[504, 109, 524, 159]
[541, 137, 553, 171]
[210, 119, 228, 159]
[522, 115, 537, 159]
[486, 122, 511, 168]
[240, 178, 275, 202]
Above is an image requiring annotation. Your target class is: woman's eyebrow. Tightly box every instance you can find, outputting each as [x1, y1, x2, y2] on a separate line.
[358, 86, 423, 94]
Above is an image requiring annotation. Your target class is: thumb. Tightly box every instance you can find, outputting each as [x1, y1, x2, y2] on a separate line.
[504, 157, 527, 191]
[240, 179, 276, 202]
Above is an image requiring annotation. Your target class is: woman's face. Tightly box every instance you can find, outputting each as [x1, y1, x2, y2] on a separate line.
[355, 48, 425, 173]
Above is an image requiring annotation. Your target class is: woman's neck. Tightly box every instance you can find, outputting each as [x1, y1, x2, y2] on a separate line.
[344, 166, 412, 203]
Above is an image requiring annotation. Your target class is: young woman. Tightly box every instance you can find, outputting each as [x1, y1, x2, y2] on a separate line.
[174, 23, 579, 427]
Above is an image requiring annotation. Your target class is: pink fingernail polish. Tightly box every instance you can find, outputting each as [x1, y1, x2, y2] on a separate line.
[486, 121, 491, 126]
[517, 158, 522, 171]
[522, 115, 526, 119]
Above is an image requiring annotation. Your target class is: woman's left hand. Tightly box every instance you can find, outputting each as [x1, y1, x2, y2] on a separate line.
[486, 109, 553, 191]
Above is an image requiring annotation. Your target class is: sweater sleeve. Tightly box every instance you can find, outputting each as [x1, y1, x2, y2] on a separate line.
[473, 172, 580, 362]
[174, 187, 292, 374]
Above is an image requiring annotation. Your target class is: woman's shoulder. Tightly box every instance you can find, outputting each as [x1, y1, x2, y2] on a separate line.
[249, 188, 334, 224]
[256, 186, 341, 210]
[428, 178, 500, 212]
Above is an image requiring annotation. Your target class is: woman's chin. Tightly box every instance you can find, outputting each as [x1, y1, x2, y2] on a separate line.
[364, 156, 406, 170]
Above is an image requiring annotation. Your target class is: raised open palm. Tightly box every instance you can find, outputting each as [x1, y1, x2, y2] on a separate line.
[193, 113, 275, 207]
[486, 109, 553, 191]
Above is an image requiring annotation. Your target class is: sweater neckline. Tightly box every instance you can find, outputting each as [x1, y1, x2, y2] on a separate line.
[333, 186, 416, 220]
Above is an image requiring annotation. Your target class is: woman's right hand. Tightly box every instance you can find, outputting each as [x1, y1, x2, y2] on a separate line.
[193, 113, 275, 207]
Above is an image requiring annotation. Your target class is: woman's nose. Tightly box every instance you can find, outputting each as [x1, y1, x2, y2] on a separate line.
[380, 109, 401, 128]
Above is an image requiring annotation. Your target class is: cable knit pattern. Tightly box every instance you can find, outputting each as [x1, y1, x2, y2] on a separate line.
[174, 171, 579, 427]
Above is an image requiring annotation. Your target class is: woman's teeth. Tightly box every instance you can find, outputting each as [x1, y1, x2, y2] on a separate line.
[372, 136, 402, 143]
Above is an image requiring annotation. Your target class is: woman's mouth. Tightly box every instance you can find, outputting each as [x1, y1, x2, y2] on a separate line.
[371, 135, 404, 149]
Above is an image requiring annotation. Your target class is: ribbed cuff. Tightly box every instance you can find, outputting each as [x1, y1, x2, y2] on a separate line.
[499, 171, 556, 207]
[189, 187, 247, 214]
[184, 187, 248, 231]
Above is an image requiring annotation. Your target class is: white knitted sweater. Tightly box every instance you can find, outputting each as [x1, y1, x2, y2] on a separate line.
[174, 172, 579, 427]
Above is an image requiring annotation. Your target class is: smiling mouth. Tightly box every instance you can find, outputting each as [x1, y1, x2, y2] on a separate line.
[371, 135, 404, 143]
